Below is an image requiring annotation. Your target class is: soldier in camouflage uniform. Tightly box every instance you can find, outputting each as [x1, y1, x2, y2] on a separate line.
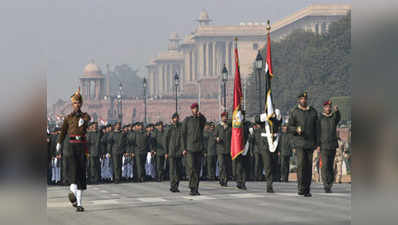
[153, 121, 167, 181]
[215, 112, 232, 187]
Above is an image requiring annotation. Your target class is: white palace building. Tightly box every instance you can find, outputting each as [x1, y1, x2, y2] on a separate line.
[145, 4, 351, 99]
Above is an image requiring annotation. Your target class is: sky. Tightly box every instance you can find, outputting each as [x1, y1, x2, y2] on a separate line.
[0, 0, 351, 108]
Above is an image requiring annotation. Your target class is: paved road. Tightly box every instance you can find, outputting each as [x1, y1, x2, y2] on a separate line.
[48, 181, 351, 225]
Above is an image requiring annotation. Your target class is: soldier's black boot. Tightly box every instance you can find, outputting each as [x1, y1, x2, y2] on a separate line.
[76, 206, 85, 212]
[68, 192, 77, 208]
[266, 184, 274, 193]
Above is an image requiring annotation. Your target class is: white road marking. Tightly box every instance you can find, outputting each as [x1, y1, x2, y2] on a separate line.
[137, 197, 167, 203]
[183, 196, 216, 201]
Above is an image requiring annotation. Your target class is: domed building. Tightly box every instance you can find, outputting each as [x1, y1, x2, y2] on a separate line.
[80, 61, 106, 101]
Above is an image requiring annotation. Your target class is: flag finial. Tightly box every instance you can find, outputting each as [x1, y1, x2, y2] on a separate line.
[266, 20, 271, 32]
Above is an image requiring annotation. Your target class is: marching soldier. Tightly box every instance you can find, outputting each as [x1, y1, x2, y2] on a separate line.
[215, 112, 232, 187]
[318, 100, 341, 193]
[253, 116, 274, 193]
[108, 122, 127, 184]
[166, 113, 184, 192]
[335, 138, 344, 184]
[128, 122, 151, 182]
[182, 103, 207, 195]
[153, 121, 167, 181]
[56, 89, 91, 212]
[288, 92, 319, 197]
[205, 122, 217, 181]
[279, 124, 292, 182]
[87, 122, 102, 184]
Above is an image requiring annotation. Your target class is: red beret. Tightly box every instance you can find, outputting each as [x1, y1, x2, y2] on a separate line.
[221, 112, 228, 117]
[190, 103, 199, 109]
[323, 100, 332, 106]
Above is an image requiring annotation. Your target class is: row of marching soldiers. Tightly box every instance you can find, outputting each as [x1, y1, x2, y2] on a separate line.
[48, 112, 289, 187]
[48, 94, 348, 197]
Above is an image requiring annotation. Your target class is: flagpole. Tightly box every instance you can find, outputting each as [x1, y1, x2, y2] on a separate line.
[265, 20, 271, 114]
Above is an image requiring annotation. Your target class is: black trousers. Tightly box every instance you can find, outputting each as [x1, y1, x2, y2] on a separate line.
[89, 156, 101, 183]
[296, 148, 313, 194]
[169, 157, 183, 189]
[186, 152, 202, 192]
[66, 143, 87, 190]
[280, 155, 290, 182]
[207, 155, 217, 180]
[217, 154, 229, 185]
[321, 149, 336, 189]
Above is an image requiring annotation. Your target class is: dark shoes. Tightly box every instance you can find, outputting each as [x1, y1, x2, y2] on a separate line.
[220, 182, 228, 187]
[266, 186, 274, 193]
[76, 206, 85, 212]
[304, 193, 312, 197]
[324, 188, 332, 193]
[297, 191, 305, 196]
[190, 189, 200, 196]
[68, 192, 77, 208]
[170, 188, 180, 193]
[237, 183, 247, 190]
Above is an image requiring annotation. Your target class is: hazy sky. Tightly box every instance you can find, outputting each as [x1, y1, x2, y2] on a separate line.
[10, 0, 350, 106]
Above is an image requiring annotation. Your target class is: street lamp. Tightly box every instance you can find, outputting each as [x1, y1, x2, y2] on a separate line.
[143, 78, 147, 125]
[255, 50, 263, 114]
[222, 64, 228, 112]
[174, 72, 179, 114]
[118, 82, 123, 124]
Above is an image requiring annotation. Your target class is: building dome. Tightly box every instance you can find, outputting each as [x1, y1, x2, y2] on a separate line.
[169, 32, 180, 40]
[199, 10, 210, 21]
[82, 61, 103, 77]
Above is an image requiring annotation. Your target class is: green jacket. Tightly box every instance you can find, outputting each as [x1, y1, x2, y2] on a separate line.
[153, 129, 167, 156]
[128, 130, 151, 155]
[182, 113, 207, 153]
[317, 110, 341, 150]
[166, 122, 184, 157]
[288, 105, 319, 150]
[87, 130, 102, 157]
[108, 130, 127, 154]
[206, 130, 217, 156]
[214, 121, 232, 155]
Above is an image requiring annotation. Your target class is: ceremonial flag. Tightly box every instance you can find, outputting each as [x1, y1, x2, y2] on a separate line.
[263, 20, 279, 152]
[230, 37, 244, 160]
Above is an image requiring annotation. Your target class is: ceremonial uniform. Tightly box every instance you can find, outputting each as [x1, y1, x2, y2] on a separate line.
[288, 93, 319, 196]
[318, 104, 341, 192]
[108, 128, 127, 183]
[279, 132, 292, 182]
[87, 128, 102, 184]
[182, 105, 206, 195]
[128, 127, 151, 182]
[56, 89, 90, 211]
[153, 126, 167, 181]
[205, 125, 217, 181]
[215, 120, 232, 186]
[166, 120, 184, 192]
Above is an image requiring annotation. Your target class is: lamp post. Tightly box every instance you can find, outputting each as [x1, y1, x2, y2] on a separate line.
[255, 50, 263, 114]
[222, 64, 228, 112]
[143, 78, 147, 125]
[174, 72, 179, 113]
[117, 82, 123, 124]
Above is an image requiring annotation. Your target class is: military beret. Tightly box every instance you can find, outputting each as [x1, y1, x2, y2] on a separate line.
[323, 100, 332, 106]
[155, 121, 163, 126]
[221, 111, 228, 117]
[297, 91, 308, 98]
[172, 112, 179, 119]
[191, 103, 199, 109]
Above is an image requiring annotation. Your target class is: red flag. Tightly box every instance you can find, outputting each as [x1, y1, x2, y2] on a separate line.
[230, 37, 244, 160]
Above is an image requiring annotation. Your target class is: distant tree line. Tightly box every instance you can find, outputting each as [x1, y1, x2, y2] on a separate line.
[245, 12, 351, 119]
